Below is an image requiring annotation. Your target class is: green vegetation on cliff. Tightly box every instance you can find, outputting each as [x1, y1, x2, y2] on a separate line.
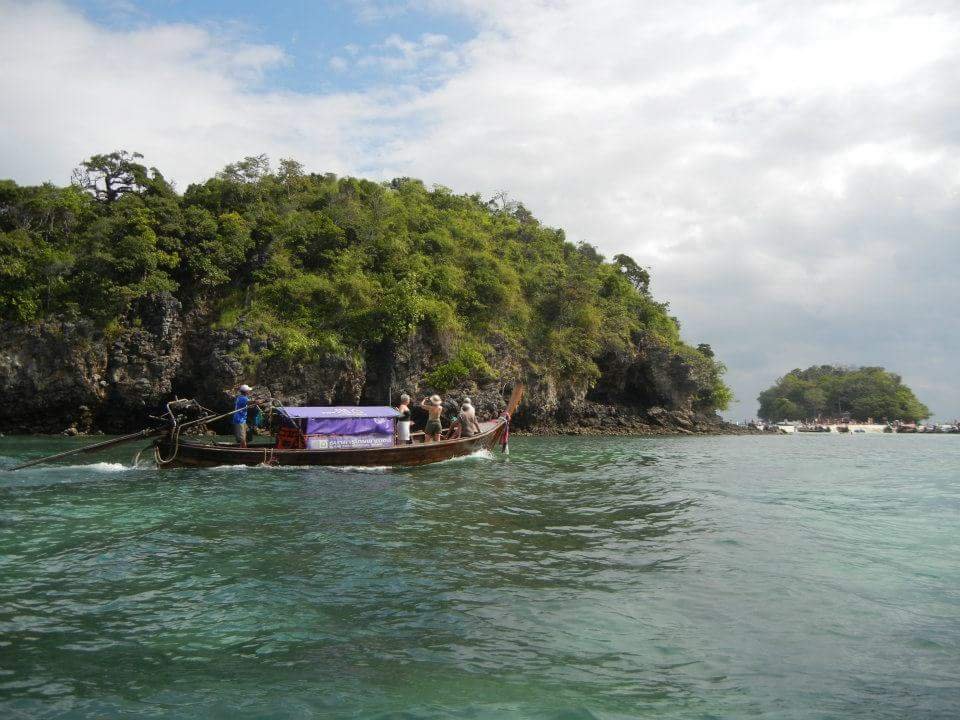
[1, 151, 731, 411]
[758, 365, 929, 421]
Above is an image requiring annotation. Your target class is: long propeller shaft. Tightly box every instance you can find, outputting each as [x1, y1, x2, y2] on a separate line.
[6, 427, 167, 472]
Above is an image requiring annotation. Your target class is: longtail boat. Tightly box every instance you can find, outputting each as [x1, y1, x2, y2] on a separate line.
[8, 386, 523, 471]
[158, 385, 522, 468]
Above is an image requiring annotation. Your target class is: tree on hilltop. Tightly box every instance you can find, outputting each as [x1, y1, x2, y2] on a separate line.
[613, 253, 650, 294]
[71, 150, 172, 203]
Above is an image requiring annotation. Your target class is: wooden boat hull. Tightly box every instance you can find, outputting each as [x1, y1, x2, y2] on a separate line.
[155, 420, 507, 468]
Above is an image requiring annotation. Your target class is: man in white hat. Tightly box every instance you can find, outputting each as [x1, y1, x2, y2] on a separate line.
[233, 384, 252, 447]
[420, 394, 444, 442]
[460, 397, 481, 437]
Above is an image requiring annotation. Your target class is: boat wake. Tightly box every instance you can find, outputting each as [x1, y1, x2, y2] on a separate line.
[206, 463, 394, 474]
[327, 465, 393, 474]
[28, 461, 138, 474]
[440, 449, 496, 464]
[85, 461, 133, 472]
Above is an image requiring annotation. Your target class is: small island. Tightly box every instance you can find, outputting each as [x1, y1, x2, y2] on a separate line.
[757, 365, 931, 428]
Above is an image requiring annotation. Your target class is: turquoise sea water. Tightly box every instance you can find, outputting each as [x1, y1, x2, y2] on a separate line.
[1, 435, 958, 719]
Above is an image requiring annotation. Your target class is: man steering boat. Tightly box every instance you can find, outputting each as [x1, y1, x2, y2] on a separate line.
[233, 384, 252, 447]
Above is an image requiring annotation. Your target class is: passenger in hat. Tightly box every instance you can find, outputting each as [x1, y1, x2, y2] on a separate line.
[460, 398, 481, 437]
[233, 384, 252, 448]
[420, 394, 444, 442]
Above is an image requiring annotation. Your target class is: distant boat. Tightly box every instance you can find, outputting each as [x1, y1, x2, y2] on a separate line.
[846, 424, 887, 434]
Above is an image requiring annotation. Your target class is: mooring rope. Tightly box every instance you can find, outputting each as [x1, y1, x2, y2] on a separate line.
[154, 423, 184, 466]
[260, 446, 277, 467]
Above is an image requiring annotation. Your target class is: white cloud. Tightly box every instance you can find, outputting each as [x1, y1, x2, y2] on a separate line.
[386, 0, 960, 419]
[0, 0, 375, 184]
[356, 32, 461, 76]
[2, 0, 959, 419]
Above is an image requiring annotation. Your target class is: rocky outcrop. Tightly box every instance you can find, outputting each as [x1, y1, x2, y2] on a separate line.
[516, 402, 753, 436]
[101, 294, 184, 431]
[0, 293, 744, 435]
[0, 320, 105, 434]
[589, 340, 701, 410]
[0, 294, 183, 433]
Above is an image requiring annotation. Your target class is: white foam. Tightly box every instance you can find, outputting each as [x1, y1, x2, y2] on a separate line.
[327, 465, 392, 474]
[442, 449, 496, 463]
[89, 461, 131, 472]
[207, 463, 392, 474]
[48, 461, 134, 473]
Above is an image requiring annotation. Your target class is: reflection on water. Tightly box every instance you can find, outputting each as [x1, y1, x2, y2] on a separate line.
[1, 434, 959, 719]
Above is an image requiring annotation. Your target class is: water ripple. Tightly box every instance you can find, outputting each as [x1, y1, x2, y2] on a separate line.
[1, 435, 958, 718]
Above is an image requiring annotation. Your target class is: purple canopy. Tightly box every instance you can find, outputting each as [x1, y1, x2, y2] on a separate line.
[279, 406, 399, 437]
[280, 406, 400, 419]
[305, 417, 394, 435]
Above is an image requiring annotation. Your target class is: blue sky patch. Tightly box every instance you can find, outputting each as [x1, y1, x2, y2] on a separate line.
[68, 0, 477, 93]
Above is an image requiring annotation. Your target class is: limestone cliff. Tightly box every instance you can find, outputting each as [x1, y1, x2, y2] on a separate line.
[0, 293, 743, 435]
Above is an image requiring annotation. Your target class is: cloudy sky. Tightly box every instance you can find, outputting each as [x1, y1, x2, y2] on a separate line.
[2, 0, 958, 420]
